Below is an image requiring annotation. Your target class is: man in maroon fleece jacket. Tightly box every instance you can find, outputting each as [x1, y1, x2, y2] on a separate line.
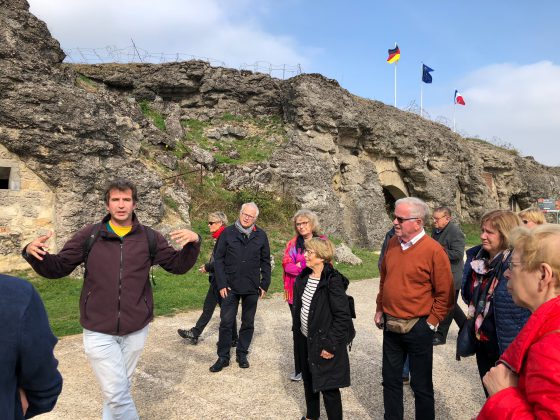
[23, 179, 201, 419]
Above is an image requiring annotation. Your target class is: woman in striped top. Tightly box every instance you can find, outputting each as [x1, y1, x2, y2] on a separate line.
[282, 209, 323, 381]
[293, 237, 353, 420]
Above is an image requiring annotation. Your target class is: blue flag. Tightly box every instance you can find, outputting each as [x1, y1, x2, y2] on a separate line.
[422, 64, 434, 83]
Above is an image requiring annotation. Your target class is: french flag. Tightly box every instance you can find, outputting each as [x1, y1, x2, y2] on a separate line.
[454, 90, 466, 105]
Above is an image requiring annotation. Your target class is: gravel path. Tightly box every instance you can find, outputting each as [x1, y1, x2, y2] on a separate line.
[42, 278, 486, 419]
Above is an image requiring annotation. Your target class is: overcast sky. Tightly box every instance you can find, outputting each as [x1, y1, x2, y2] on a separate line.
[28, 0, 560, 166]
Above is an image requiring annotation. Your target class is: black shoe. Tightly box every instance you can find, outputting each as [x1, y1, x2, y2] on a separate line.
[209, 357, 230, 372]
[178, 328, 198, 345]
[231, 338, 238, 348]
[432, 336, 446, 346]
[236, 355, 250, 368]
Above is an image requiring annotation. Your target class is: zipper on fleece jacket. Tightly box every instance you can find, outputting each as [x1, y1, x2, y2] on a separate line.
[117, 240, 123, 334]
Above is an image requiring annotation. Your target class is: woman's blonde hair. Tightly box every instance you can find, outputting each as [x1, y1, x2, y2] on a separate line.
[518, 208, 547, 226]
[509, 224, 560, 280]
[480, 210, 522, 251]
[305, 237, 335, 263]
[292, 209, 321, 235]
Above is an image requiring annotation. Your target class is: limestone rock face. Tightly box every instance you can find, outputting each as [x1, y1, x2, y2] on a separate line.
[0, 0, 184, 268]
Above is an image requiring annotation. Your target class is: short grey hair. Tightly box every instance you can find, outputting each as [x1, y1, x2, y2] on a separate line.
[240, 202, 259, 218]
[434, 206, 452, 218]
[292, 209, 321, 235]
[395, 197, 429, 225]
[208, 211, 228, 225]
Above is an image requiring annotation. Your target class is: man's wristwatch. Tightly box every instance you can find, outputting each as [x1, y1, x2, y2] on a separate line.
[427, 322, 437, 332]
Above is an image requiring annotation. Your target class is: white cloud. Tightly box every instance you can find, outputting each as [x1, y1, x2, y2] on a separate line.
[431, 61, 560, 167]
[28, 0, 312, 69]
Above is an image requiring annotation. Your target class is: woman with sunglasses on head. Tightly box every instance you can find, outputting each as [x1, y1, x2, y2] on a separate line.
[461, 210, 531, 396]
[282, 209, 324, 382]
[293, 237, 353, 420]
[178, 212, 237, 345]
[477, 224, 560, 419]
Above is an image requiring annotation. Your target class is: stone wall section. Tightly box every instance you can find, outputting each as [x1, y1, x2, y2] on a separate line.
[0, 144, 56, 271]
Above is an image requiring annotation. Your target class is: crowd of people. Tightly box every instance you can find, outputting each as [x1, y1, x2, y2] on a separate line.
[1, 177, 559, 419]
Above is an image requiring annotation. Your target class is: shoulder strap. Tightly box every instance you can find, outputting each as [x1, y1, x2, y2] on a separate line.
[144, 226, 157, 264]
[83, 223, 103, 266]
[83, 223, 103, 277]
[143, 226, 158, 286]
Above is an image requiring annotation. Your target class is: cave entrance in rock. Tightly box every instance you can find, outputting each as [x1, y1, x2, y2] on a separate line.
[0, 167, 10, 189]
[382, 185, 407, 217]
[509, 195, 521, 212]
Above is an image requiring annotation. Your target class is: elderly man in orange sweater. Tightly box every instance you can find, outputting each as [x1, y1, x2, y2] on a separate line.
[375, 197, 454, 420]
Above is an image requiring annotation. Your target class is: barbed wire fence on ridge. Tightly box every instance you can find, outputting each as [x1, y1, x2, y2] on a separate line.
[63, 44, 303, 80]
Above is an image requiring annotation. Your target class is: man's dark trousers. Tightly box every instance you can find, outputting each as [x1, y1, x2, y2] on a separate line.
[435, 289, 466, 341]
[382, 318, 435, 420]
[192, 286, 237, 340]
[217, 292, 258, 358]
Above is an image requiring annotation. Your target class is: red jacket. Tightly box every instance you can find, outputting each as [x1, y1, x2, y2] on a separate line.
[478, 296, 560, 419]
[24, 213, 200, 335]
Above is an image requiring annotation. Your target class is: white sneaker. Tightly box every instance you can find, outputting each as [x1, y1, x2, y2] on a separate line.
[290, 372, 302, 381]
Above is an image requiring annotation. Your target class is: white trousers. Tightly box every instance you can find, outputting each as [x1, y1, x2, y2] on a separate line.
[83, 325, 149, 420]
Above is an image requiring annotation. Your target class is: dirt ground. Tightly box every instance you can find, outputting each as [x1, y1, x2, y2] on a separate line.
[41, 278, 486, 419]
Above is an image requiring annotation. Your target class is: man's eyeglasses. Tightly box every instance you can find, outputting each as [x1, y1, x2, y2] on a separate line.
[208, 221, 220, 225]
[432, 215, 447, 221]
[393, 215, 419, 224]
[241, 212, 256, 220]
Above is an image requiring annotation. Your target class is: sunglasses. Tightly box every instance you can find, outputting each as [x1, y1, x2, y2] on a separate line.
[393, 215, 419, 224]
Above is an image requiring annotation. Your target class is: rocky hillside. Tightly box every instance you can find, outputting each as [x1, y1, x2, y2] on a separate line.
[1, 0, 558, 267]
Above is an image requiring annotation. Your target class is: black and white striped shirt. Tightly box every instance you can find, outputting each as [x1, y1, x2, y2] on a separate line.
[300, 276, 320, 337]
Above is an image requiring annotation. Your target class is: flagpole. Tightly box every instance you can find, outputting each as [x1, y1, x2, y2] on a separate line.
[420, 63, 423, 117]
[394, 62, 397, 107]
[394, 42, 397, 108]
[453, 102, 456, 132]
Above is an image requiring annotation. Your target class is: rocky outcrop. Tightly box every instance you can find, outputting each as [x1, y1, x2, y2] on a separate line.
[0, 0, 186, 269]
[0, 0, 558, 269]
[73, 63, 560, 246]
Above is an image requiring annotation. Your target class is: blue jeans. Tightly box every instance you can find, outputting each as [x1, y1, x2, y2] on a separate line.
[83, 325, 149, 420]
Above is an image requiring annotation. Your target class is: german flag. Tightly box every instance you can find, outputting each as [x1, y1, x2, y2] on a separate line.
[387, 45, 400, 64]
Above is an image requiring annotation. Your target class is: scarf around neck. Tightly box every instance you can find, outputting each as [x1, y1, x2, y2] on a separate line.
[235, 219, 254, 237]
[212, 225, 225, 239]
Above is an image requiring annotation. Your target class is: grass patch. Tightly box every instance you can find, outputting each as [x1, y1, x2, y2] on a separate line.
[462, 223, 480, 248]
[75, 74, 98, 93]
[163, 196, 179, 212]
[179, 115, 286, 164]
[139, 100, 166, 131]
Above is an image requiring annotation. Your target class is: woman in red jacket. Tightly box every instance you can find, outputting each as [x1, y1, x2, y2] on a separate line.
[478, 224, 560, 419]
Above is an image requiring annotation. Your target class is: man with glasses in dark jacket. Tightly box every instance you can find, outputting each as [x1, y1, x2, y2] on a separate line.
[210, 202, 271, 372]
[431, 206, 467, 345]
[22, 179, 200, 419]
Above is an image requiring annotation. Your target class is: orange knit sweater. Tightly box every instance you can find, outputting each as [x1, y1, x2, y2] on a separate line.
[376, 235, 454, 326]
